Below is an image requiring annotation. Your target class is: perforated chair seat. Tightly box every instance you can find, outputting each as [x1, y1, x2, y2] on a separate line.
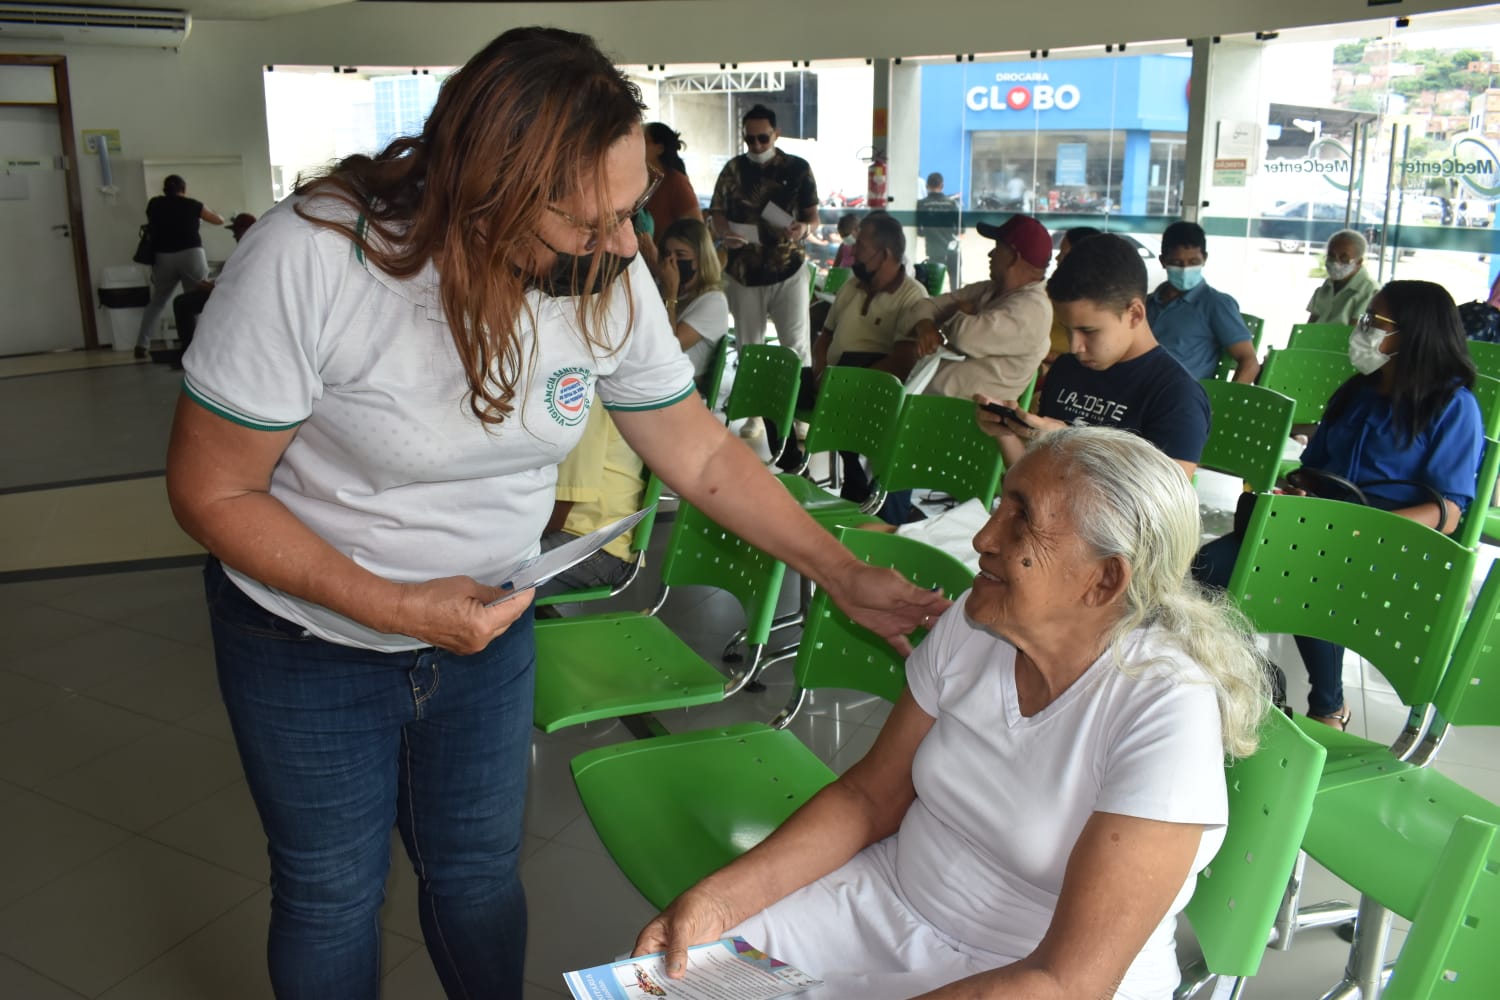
[1287, 322, 1353, 353]
[533, 614, 730, 733]
[570, 722, 837, 908]
[1257, 347, 1358, 477]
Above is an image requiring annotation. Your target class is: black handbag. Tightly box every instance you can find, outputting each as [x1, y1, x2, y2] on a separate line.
[1234, 467, 1449, 536]
[132, 224, 153, 265]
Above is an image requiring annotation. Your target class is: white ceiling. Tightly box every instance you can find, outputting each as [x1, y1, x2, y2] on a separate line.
[31, 0, 352, 19]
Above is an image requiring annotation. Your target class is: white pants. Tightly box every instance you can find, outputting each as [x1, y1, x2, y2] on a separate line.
[724, 268, 811, 363]
[137, 247, 209, 348]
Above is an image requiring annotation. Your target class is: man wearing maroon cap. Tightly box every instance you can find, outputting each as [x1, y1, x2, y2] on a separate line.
[905, 213, 1053, 404]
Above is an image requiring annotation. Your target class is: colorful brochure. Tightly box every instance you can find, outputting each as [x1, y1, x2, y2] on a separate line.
[563, 937, 821, 1000]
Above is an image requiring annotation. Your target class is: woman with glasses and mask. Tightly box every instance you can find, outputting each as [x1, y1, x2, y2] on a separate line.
[165, 28, 945, 1000]
[657, 217, 730, 382]
[1195, 279, 1482, 731]
[1307, 228, 1378, 326]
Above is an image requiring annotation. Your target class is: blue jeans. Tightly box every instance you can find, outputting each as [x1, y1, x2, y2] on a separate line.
[1194, 533, 1345, 717]
[204, 558, 534, 999]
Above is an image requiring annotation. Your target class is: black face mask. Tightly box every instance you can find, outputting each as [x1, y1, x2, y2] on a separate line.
[676, 258, 696, 285]
[850, 260, 877, 284]
[533, 239, 637, 298]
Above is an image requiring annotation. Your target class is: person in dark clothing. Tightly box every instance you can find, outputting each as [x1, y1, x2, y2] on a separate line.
[165, 212, 256, 368]
[134, 174, 224, 358]
[915, 172, 961, 291]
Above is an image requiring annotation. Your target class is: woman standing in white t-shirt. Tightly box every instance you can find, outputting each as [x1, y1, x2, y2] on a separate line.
[165, 27, 945, 1000]
[658, 217, 730, 381]
[635, 427, 1271, 999]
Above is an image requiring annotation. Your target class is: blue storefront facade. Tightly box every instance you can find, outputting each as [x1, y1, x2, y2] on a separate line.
[920, 55, 1192, 218]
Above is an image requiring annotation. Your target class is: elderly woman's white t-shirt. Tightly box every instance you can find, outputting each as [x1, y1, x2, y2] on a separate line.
[732, 598, 1227, 999]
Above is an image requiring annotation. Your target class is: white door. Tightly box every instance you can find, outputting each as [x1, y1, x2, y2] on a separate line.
[0, 105, 85, 355]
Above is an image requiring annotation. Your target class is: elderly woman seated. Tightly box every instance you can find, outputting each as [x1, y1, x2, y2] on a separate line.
[633, 425, 1269, 999]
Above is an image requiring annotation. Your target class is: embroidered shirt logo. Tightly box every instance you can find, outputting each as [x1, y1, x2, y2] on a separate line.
[545, 367, 593, 426]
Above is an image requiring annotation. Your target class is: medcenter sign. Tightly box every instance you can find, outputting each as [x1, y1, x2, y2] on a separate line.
[966, 72, 1081, 113]
[1264, 136, 1500, 196]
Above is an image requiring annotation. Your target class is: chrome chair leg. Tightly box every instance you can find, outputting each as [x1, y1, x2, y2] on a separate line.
[1314, 895, 1396, 1000]
[1272, 851, 1357, 951]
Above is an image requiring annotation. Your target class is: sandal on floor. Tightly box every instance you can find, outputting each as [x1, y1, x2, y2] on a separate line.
[1308, 706, 1352, 731]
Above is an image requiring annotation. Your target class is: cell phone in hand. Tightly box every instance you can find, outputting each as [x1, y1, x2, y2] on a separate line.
[980, 401, 1030, 426]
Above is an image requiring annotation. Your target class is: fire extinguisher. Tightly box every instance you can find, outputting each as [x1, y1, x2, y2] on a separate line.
[867, 152, 888, 210]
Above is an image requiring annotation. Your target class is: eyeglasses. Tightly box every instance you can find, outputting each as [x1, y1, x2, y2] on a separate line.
[546, 167, 663, 252]
[1358, 311, 1399, 331]
[743, 132, 773, 147]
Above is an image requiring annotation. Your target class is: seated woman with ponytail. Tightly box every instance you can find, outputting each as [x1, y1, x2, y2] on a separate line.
[634, 426, 1270, 1000]
[1195, 279, 1483, 731]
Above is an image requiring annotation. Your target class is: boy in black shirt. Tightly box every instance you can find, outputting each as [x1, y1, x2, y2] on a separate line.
[976, 233, 1210, 478]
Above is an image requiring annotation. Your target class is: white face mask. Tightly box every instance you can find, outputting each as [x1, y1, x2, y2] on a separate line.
[746, 147, 775, 165]
[1326, 259, 1358, 282]
[1348, 317, 1394, 375]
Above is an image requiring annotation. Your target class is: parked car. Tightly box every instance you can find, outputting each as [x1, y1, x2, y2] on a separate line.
[1256, 200, 1387, 253]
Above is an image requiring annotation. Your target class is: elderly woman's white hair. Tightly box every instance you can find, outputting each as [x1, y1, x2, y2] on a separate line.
[1326, 228, 1368, 258]
[1025, 426, 1269, 758]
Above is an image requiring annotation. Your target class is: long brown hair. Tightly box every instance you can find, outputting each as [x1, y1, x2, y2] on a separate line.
[294, 27, 646, 425]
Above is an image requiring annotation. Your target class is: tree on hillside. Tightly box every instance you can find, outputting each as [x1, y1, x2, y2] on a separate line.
[1335, 40, 1369, 65]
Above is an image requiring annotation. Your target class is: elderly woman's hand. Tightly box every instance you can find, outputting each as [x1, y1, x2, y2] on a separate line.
[633, 885, 739, 978]
[390, 576, 535, 654]
[824, 562, 952, 656]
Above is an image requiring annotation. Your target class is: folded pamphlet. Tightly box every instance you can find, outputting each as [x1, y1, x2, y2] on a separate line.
[563, 937, 821, 1000]
[486, 506, 655, 606]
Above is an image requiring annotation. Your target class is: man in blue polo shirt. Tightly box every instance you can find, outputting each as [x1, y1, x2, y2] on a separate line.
[1146, 221, 1260, 384]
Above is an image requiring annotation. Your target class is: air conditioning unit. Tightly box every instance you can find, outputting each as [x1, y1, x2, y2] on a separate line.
[0, 5, 191, 49]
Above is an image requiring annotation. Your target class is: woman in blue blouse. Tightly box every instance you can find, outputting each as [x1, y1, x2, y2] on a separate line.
[1196, 279, 1483, 729]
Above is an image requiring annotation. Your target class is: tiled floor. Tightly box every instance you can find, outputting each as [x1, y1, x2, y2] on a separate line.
[1, 362, 1498, 998]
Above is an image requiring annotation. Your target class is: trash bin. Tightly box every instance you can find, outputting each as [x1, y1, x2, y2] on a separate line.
[98, 264, 149, 350]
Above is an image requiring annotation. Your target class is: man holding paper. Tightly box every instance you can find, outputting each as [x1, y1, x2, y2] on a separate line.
[708, 104, 822, 436]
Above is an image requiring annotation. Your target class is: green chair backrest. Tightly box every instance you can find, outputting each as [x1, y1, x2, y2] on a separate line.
[702, 334, 735, 412]
[658, 499, 788, 647]
[1471, 374, 1500, 440]
[922, 259, 948, 296]
[792, 528, 974, 702]
[1431, 559, 1500, 732]
[1469, 339, 1500, 381]
[1229, 494, 1476, 709]
[1213, 314, 1267, 381]
[806, 260, 818, 295]
[822, 267, 853, 296]
[1016, 369, 1038, 413]
[1382, 816, 1500, 1000]
[1258, 347, 1357, 425]
[880, 394, 1004, 507]
[1288, 322, 1354, 353]
[723, 343, 801, 433]
[1184, 707, 1327, 978]
[801, 366, 905, 473]
[1197, 380, 1296, 494]
[1455, 437, 1500, 551]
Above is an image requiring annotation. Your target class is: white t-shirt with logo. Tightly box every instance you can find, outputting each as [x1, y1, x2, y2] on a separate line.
[182, 197, 694, 651]
[678, 289, 730, 377]
[731, 601, 1227, 999]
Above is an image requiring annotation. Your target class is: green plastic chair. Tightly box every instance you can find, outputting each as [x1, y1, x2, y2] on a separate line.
[1228, 493, 1476, 786]
[723, 343, 801, 466]
[569, 528, 974, 909]
[1175, 708, 1327, 999]
[1288, 322, 1353, 353]
[531, 499, 788, 733]
[821, 266, 853, 297]
[1257, 347, 1358, 478]
[1472, 374, 1500, 439]
[777, 366, 905, 520]
[806, 260, 817, 295]
[1212, 312, 1266, 381]
[534, 471, 665, 608]
[1457, 437, 1500, 551]
[921, 259, 948, 296]
[701, 334, 735, 413]
[1468, 339, 1500, 380]
[1197, 380, 1296, 494]
[1382, 816, 1500, 1000]
[877, 394, 1005, 510]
